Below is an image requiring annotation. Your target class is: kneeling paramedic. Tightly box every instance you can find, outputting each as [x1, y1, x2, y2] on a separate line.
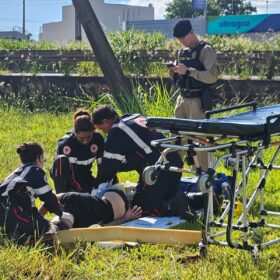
[0, 142, 72, 242]
[92, 105, 183, 216]
[50, 109, 104, 194]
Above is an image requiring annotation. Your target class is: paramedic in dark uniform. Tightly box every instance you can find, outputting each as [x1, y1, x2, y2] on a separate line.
[57, 189, 142, 228]
[92, 105, 183, 216]
[0, 142, 71, 242]
[50, 109, 104, 194]
[168, 19, 218, 171]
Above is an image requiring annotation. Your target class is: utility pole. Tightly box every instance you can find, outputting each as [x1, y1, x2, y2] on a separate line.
[75, 10, 82, 41]
[72, 0, 132, 98]
[23, 0, 25, 35]
[204, 0, 207, 35]
[266, 0, 269, 14]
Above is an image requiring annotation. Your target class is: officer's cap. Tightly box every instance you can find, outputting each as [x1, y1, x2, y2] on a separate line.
[173, 20, 192, 38]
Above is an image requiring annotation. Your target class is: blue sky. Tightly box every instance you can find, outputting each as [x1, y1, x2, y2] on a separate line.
[0, 0, 280, 40]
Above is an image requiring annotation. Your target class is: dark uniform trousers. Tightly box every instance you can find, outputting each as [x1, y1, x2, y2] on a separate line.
[132, 170, 182, 216]
[2, 191, 50, 242]
[50, 155, 95, 194]
[0, 196, 7, 229]
[1, 163, 62, 243]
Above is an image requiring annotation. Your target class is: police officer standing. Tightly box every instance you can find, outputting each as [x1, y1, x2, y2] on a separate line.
[168, 19, 218, 170]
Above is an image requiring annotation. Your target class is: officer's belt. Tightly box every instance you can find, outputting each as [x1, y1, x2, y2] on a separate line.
[180, 88, 203, 98]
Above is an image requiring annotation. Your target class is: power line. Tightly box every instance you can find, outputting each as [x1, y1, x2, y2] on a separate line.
[0, 18, 20, 23]
[0, 16, 59, 23]
[1, 2, 71, 6]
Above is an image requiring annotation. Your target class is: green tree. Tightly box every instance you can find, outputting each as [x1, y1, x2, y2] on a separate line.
[165, 0, 257, 18]
[219, 0, 257, 15]
[165, 0, 194, 18]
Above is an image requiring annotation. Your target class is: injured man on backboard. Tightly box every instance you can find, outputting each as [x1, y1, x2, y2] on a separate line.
[49, 180, 224, 229]
[51, 188, 142, 228]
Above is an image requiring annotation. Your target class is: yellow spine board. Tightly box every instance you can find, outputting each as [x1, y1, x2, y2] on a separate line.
[55, 226, 202, 245]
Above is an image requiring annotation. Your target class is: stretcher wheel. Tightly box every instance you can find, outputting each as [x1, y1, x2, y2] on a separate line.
[197, 174, 211, 193]
[224, 156, 249, 171]
[251, 246, 260, 265]
[224, 157, 237, 170]
[142, 166, 158, 185]
[249, 228, 263, 244]
[199, 245, 207, 258]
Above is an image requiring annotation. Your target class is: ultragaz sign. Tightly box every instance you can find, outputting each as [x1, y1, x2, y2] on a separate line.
[208, 14, 280, 34]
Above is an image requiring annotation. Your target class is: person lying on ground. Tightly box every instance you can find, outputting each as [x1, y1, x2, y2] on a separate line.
[55, 189, 142, 228]
[50, 108, 104, 194]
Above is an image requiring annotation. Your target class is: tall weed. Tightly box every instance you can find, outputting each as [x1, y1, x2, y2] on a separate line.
[89, 80, 175, 117]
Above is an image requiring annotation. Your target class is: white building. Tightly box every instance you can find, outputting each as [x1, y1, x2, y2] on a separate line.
[0, 31, 30, 40]
[124, 18, 206, 38]
[39, 0, 154, 43]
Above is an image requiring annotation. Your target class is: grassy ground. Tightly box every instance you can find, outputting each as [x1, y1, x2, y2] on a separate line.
[0, 106, 280, 279]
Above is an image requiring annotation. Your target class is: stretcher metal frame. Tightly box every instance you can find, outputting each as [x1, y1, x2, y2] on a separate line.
[144, 102, 280, 262]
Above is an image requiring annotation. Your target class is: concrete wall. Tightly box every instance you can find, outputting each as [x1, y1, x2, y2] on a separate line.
[39, 0, 154, 43]
[0, 74, 279, 112]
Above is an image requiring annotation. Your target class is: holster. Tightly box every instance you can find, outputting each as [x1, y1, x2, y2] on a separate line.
[200, 88, 213, 111]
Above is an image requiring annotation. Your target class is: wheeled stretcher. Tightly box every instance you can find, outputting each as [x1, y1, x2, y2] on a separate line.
[143, 102, 280, 262]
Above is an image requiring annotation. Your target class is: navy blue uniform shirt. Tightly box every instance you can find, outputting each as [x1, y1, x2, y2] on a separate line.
[96, 114, 183, 185]
[56, 130, 104, 181]
[0, 163, 61, 216]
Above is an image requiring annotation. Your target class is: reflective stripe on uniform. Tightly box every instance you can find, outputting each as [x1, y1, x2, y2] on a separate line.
[26, 186, 36, 207]
[61, 132, 72, 140]
[103, 151, 126, 162]
[68, 157, 95, 166]
[113, 122, 152, 154]
[2, 166, 33, 196]
[0, 167, 21, 186]
[33, 184, 52, 195]
[120, 114, 141, 122]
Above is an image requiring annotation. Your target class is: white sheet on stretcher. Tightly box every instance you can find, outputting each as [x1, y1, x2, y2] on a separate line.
[121, 216, 185, 229]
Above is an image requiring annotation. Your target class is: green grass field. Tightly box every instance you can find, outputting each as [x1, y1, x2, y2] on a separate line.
[0, 103, 280, 279]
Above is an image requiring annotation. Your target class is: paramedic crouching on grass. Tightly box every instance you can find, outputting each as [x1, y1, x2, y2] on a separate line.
[92, 105, 183, 216]
[50, 109, 104, 194]
[0, 142, 72, 243]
